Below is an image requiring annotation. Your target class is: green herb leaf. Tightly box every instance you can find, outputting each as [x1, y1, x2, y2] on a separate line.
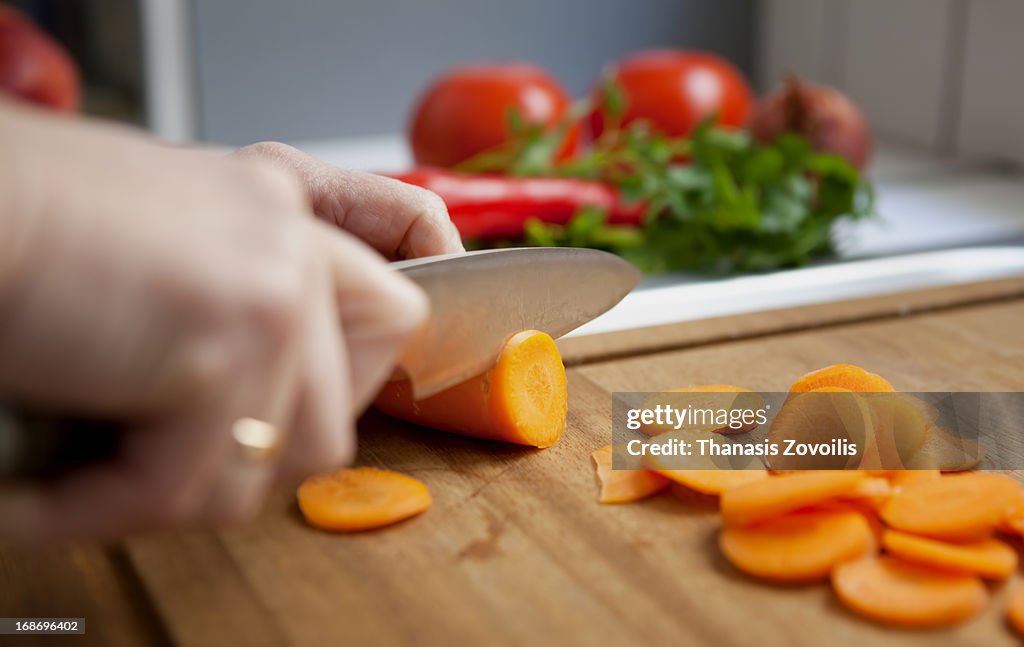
[465, 79, 875, 274]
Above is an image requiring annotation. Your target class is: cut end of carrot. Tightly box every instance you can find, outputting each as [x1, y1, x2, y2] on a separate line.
[591, 445, 669, 504]
[297, 467, 432, 532]
[374, 329, 566, 447]
[491, 330, 567, 448]
[832, 556, 987, 628]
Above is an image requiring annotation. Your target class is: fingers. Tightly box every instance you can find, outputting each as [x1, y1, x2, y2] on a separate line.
[3, 347, 302, 542]
[271, 224, 429, 485]
[313, 222, 429, 410]
[274, 253, 355, 485]
[0, 216, 428, 543]
[235, 142, 464, 259]
[0, 412, 225, 543]
[5, 309, 307, 542]
[1, 223, 313, 542]
[195, 223, 312, 525]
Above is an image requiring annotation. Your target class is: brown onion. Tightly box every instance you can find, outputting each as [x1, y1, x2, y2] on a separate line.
[749, 76, 872, 170]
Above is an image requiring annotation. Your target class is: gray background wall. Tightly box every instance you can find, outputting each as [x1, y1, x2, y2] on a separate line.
[191, 0, 754, 145]
[757, 0, 1024, 165]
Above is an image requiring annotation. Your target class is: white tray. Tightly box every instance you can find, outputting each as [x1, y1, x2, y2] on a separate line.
[567, 246, 1024, 337]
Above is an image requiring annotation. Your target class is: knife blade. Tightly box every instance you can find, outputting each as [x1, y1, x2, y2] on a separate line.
[392, 247, 639, 398]
[0, 247, 639, 481]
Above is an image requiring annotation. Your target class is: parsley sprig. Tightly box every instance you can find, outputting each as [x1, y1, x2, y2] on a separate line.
[457, 81, 874, 273]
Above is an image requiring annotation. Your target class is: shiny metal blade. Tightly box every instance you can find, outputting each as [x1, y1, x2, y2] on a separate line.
[392, 247, 640, 399]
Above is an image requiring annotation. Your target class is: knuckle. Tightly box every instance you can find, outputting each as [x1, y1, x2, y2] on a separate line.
[174, 338, 239, 398]
[238, 140, 300, 161]
[237, 265, 306, 345]
[247, 162, 307, 210]
[170, 265, 307, 398]
[413, 186, 449, 217]
[227, 155, 307, 216]
[235, 230, 310, 337]
[168, 247, 308, 400]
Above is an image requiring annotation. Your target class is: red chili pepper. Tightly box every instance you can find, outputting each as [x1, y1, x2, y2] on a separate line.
[389, 168, 645, 240]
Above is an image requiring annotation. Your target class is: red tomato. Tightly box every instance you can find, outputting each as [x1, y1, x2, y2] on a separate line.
[590, 49, 752, 139]
[0, 5, 80, 112]
[409, 62, 578, 168]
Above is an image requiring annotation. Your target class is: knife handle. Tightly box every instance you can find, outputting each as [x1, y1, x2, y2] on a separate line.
[0, 404, 120, 482]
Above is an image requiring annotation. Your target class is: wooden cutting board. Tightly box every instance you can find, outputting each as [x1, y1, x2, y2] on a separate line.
[5, 277, 1024, 647]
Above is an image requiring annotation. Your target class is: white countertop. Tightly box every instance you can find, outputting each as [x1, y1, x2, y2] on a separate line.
[290, 134, 1024, 335]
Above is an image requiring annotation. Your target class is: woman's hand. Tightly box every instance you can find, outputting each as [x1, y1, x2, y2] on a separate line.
[234, 141, 464, 259]
[0, 102, 455, 543]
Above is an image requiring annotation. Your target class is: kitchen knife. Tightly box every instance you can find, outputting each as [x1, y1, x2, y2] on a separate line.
[0, 247, 639, 481]
[392, 247, 639, 398]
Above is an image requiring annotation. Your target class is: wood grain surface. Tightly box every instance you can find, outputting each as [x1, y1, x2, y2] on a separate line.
[126, 297, 1024, 646]
[0, 544, 167, 647]
[5, 286, 1024, 646]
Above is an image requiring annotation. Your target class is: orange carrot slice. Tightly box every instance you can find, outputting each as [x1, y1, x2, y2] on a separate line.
[1004, 515, 1024, 537]
[867, 393, 933, 468]
[838, 500, 885, 549]
[903, 426, 984, 472]
[880, 473, 1020, 541]
[641, 430, 767, 493]
[639, 385, 763, 435]
[999, 489, 1024, 536]
[864, 469, 940, 484]
[789, 363, 895, 394]
[1008, 585, 1024, 637]
[881, 529, 1017, 580]
[375, 330, 567, 447]
[832, 556, 987, 628]
[840, 476, 892, 508]
[655, 469, 769, 496]
[591, 445, 669, 504]
[721, 470, 867, 527]
[297, 467, 431, 532]
[888, 469, 941, 487]
[767, 388, 872, 470]
[720, 507, 873, 583]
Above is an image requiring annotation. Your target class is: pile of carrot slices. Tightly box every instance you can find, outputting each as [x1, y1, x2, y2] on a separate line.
[592, 365, 1024, 635]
